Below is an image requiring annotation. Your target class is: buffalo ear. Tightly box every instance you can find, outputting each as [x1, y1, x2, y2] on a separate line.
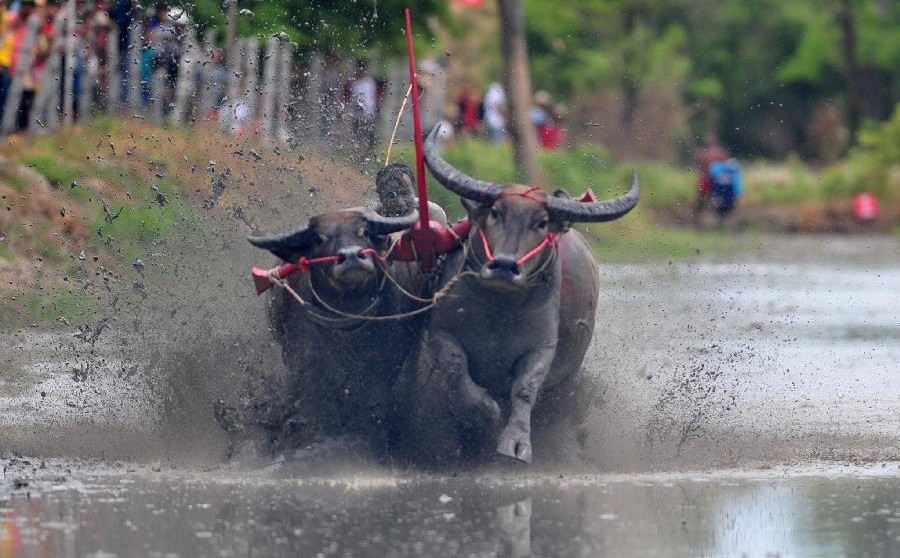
[549, 220, 571, 234]
[460, 197, 489, 221]
[549, 190, 572, 233]
[247, 226, 316, 262]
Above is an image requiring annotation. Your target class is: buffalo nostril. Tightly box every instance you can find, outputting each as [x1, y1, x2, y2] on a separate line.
[337, 247, 364, 262]
[488, 257, 519, 274]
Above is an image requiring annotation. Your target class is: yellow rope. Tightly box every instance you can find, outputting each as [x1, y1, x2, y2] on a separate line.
[384, 83, 413, 166]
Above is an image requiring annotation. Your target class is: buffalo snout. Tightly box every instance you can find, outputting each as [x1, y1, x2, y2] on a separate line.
[331, 245, 376, 283]
[482, 256, 526, 287]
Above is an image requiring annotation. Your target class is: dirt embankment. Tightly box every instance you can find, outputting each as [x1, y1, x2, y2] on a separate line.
[0, 119, 373, 327]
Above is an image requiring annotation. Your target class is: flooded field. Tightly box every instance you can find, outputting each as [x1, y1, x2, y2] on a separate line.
[1, 234, 899, 556]
[4, 461, 900, 557]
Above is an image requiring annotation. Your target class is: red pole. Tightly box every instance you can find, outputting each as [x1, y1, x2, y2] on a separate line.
[404, 7, 430, 229]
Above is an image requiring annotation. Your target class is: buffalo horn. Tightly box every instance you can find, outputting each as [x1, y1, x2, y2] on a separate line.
[363, 209, 419, 236]
[247, 226, 316, 262]
[546, 171, 640, 223]
[424, 124, 501, 204]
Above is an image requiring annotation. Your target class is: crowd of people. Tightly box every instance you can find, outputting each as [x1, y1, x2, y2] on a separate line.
[452, 80, 568, 149]
[0, 0, 205, 132]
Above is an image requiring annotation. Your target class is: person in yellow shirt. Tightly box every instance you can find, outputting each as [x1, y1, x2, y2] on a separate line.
[0, 10, 19, 118]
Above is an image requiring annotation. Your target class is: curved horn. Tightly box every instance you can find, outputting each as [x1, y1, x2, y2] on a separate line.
[424, 123, 501, 204]
[546, 171, 640, 223]
[247, 225, 315, 262]
[363, 209, 420, 236]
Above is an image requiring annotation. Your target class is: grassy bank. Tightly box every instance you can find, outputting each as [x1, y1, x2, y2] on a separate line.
[0, 117, 372, 328]
[393, 112, 900, 256]
[2, 113, 897, 326]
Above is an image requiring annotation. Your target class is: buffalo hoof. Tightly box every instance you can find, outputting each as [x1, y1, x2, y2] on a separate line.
[497, 424, 533, 464]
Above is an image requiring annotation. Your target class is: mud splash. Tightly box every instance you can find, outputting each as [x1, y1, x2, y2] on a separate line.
[3, 234, 898, 473]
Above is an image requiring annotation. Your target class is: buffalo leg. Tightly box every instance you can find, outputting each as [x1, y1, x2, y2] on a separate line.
[393, 330, 501, 464]
[497, 347, 555, 463]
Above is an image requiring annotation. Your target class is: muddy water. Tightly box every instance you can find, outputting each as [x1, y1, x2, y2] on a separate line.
[4, 463, 900, 556]
[2, 234, 899, 556]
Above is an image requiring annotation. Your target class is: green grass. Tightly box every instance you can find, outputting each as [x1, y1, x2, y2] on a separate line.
[23, 153, 80, 188]
[1, 168, 31, 192]
[88, 193, 188, 262]
[10, 286, 99, 326]
[390, 139, 738, 261]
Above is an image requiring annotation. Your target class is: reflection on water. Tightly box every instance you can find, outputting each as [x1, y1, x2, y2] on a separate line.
[3, 469, 900, 557]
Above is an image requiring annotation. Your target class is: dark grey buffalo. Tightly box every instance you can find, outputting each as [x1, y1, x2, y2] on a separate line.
[393, 125, 639, 465]
[247, 207, 426, 449]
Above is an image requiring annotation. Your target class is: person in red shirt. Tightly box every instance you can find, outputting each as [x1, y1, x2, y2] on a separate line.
[455, 80, 481, 136]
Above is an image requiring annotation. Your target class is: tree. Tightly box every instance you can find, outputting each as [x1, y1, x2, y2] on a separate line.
[187, 0, 446, 55]
[498, 0, 540, 183]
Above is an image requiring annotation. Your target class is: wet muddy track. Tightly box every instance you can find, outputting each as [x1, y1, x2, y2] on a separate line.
[1, 234, 899, 555]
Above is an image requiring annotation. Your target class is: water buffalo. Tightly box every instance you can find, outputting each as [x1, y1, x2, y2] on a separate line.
[393, 124, 639, 465]
[246, 206, 425, 450]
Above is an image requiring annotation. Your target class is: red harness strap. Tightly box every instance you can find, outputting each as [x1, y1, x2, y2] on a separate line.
[478, 228, 558, 266]
[297, 254, 342, 272]
[478, 187, 557, 266]
[301, 247, 388, 270]
[495, 186, 543, 204]
[253, 248, 387, 295]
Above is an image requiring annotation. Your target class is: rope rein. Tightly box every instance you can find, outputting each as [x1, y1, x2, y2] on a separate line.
[265, 243, 478, 323]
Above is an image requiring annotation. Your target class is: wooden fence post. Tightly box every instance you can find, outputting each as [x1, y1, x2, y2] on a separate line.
[260, 37, 278, 143]
[126, 22, 143, 112]
[28, 11, 66, 135]
[244, 39, 260, 121]
[173, 27, 198, 124]
[276, 41, 292, 143]
[199, 28, 217, 119]
[78, 16, 98, 124]
[1, 13, 41, 133]
[305, 52, 323, 141]
[224, 20, 240, 131]
[106, 28, 120, 112]
[62, 0, 77, 125]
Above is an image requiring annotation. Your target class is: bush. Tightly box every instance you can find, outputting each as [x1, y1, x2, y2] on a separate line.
[821, 104, 900, 203]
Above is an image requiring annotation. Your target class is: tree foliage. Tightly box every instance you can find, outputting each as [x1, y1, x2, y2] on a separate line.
[521, 0, 900, 159]
[186, 0, 446, 55]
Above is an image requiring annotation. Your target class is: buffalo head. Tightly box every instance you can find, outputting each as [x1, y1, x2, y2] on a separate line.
[248, 208, 418, 292]
[423, 124, 639, 289]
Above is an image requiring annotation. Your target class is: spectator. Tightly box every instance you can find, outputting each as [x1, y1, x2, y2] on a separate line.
[11, 0, 51, 131]
[532, 91, 566, 150]
[455, 80, 481, 136]
[693, 132, 730, 227]
[345, 58, 377, 155]
[482, 81, 506, 143]
[530, 90, 552, 127]
[0, 11, 19, 117]
[318, 50, 341, 139]
[109, 0, 138, 104]
[151, 4, 181, 115]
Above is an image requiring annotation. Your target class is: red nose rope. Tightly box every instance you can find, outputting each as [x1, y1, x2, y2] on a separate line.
[478, 229, 558, 267]
[251, 249, 387, 295]
[477, 186, 558, 266]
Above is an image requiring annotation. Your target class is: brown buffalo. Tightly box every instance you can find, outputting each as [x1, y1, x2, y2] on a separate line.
[392, 124, 639, 465]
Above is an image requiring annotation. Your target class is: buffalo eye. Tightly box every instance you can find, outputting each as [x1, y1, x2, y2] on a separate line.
[489, 208, 500, 220]
[315, 233, 327, 245]
[356, 226, 367, 238]
[537, 218, 549, 230]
